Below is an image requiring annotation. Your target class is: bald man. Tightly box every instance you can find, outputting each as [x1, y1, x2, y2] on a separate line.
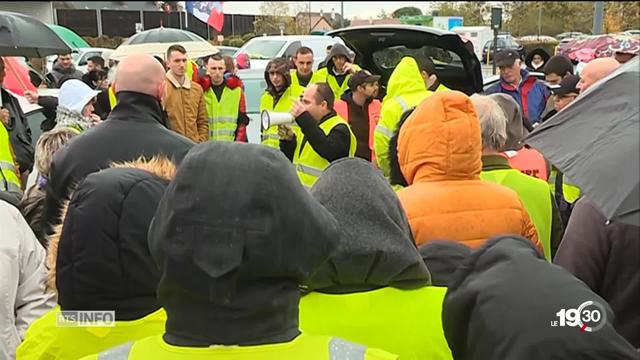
[40, 54, 195, 238]
[577, 57, 620, 93]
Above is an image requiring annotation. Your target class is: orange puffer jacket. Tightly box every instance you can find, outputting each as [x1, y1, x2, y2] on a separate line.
[396, 91, 541, 250]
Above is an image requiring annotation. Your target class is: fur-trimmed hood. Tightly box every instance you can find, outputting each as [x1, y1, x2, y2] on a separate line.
[47, 156, 176, 320]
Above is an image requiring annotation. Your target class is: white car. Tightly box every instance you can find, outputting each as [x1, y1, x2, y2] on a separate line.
[46, 48, 115, 73]
[237, 35, 344, 70]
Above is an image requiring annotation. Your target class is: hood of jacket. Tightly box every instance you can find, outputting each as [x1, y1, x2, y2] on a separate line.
[489, 93, 527, 151]
[418, 241, 472, 287]
[148, 142, 340, 346]
[324, 43, 354, 76]
[264, 57, 291, 98]
[398, 90, 482, 184]
[385, 57, 428, 101]
[49, 157, 175, 321]
[443, 236, 638, 360]
[307, 158, 430, 293]
[524, 48, 550, 71]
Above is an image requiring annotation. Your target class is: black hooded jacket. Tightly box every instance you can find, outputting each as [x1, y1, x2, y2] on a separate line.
[41, 91, 195, 238]
[443, 236, 637, 360]
[307, 158, 430, 293]
[55, 166, 170, 320]
[148, 142, 340, 346]
[324, 43, 354, 87]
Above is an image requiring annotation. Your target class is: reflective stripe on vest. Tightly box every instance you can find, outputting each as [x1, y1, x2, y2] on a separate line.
[293, 115, 356, 189]
[204, 86, 241, 141]
[98, 342, 133, 359]
[108, 86, 117, 110]
[334, 99, 381, 162]
[0, 124, 22, 193]
[481, 169, 553, 260]
[260, 87, 298, 149]
[96, 335, 375, 359]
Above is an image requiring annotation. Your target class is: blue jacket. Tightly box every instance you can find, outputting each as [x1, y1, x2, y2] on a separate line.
[486, 69, 549, 125]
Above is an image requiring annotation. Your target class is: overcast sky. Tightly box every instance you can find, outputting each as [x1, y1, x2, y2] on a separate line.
[222, 1, 435, 19]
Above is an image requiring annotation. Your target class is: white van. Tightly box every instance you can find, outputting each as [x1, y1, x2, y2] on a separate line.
[451, 26, 493, 61]
[237, 35, 344, 70]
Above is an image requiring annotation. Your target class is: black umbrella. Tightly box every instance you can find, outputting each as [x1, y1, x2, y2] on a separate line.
[526, 57, 639, 226]
[0, 11, 71, 57]
[124, 27, 206, 45]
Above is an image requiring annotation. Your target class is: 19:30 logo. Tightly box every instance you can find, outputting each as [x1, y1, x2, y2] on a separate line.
[551, 301, 607, 332]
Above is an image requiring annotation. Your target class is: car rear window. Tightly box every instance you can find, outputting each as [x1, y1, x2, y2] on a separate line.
[372, 45, 463, 70]
[241, 40, 287, 60]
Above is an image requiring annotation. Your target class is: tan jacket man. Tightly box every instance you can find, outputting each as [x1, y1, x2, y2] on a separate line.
[164, 45, 208, 142]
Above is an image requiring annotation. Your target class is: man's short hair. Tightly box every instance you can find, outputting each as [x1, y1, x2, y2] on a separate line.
[207, 54, 224, 64]
[166, 44, 187, 60]
[471, 94, 508, 151]
[543, 55, 574, 77]
[87, 56, 105, 68]
[296, 46, 313, 57]
[313, 82, 334, 109]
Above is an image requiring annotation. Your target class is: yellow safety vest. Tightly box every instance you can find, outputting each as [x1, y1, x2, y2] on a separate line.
[108, 86, 117, 110]
[481, 169, 553, 260]
[299, 286, 452, 360]
[0, 123, 22, 194]
[85, 333, 398, 359]
[314, 65, 361, 98]
[204, 86, 241, 141]
[17, 306, 166, 360]
[293, 114, 356, 189]
[374, 91, 431, 179]
[259, 87, 298, 149]
[548, 168, 581, 204]
[290, 70, 320, 98]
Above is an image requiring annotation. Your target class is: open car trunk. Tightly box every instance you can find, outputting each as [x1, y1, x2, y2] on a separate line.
[327, 25, 483, 96]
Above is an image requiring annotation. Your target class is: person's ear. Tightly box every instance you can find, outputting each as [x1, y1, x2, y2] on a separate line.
[426, 74, 437, 89]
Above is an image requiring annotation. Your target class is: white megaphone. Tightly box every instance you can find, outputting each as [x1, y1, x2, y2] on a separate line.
[261, 110, 295, 130]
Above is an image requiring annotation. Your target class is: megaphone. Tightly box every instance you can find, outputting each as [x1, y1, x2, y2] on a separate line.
[261, 110, 295, 130]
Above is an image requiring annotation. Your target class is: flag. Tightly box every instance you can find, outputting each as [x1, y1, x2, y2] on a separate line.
[186, 1, 224, 32]
[1, 57, 36, 97]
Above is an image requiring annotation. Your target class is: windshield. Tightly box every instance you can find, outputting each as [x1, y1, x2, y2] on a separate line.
[241, 40, 287, 60]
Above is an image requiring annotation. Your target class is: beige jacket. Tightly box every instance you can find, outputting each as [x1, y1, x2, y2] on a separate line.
[164, 72, 208, 143]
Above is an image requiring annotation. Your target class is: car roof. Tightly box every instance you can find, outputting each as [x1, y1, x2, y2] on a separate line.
[246, 35, 334, 41]
[328, 24, 453, 37]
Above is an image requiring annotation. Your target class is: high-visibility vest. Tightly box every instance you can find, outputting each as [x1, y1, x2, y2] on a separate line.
[334, 99, 381, 162]
[480, 169, 553, 260]
[87, 333, 398, 359]
[374, 91, 431, 179]
[503, 148, 549, 181]
[259, 87, 298, 149]
[290, 70, 321, 98]
[0, 124, 22, 194]
[17, 306, 166, 360]
[548, 168, 581, 204]
[203, 86, 241, 141]
[293, 114, 356, 189]
[314, 65, 361, 98]
[108, 86, 117, 110]
[299, 286, 452, 360]
[186, 59, 199, 83]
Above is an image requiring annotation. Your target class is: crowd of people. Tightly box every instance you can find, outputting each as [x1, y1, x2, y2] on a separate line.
[0, 36, 638, 359]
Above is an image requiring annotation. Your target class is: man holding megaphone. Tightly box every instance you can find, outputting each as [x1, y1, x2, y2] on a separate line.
[276, 82, 356, 189]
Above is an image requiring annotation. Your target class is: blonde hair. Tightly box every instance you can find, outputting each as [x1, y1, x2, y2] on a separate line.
[471, 94, 508, 151]
[35, 128, 78, 178]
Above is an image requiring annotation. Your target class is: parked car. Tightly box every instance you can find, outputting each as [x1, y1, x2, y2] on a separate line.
[556, 32, 587, 41]
[217, 46, 239, 57]
[327, 25, 483, 97]
[236, 35, 343, 70]
[46, 48, 115, 73]
[482, 35, 525, 64]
